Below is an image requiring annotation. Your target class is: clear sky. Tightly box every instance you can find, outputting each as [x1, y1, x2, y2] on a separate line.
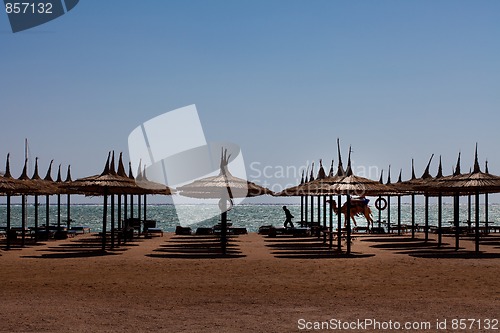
[1, 1, 499, 202]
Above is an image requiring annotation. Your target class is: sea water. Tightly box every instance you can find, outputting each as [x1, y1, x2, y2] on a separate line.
[1, 202, 499, 233]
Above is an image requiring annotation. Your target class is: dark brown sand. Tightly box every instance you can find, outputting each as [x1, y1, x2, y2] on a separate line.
[1, 232, 499, 332]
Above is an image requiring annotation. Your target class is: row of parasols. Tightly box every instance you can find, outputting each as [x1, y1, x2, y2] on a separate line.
[275, 140, 500, 254]
[2, 141, 500, 255]
[0, 152, 174, 251]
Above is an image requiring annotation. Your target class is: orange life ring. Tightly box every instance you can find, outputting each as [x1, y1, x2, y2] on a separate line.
[375, 197, 388, 211]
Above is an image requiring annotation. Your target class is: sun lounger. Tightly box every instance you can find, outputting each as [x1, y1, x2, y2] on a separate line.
[258, 225, 273, 235]
[69, 226, 91, 234]
[144, 227, 163, 237]
[175, 226, 192, 235]
[232, 227, 248, 235]
[267, 227, 310, 237]
[195, 227, 213, 235]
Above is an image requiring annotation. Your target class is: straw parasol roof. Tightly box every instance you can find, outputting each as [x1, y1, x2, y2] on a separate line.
[394, 155, 434, 195]
[275, 138, 347, 197]
[177, 148, 273, 199]
[16, 158, 60, 195]
[422, 147, 500, 195]
[130, 157, 175, 196]
[328, 148, 396, 196]
[55, 165, 80, 195]
[0, 154, 29, 194]
[177, 148, 272, 256]
[66, 152, 139, 195]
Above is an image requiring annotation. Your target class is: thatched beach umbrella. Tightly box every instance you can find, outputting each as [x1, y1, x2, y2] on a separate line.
[395, 155, 434, 239]
[178, 148, 273, 255]
[66, 152, 138, 251]
[137, 165, 175, 224]
[1, 154, 30, 249]
[383, 167, 394, 234]
[328, 151, 396, 254]
[422, 146, 500, 252]
[54, 164, 76, 230]
[275, 139, 347, 250]
[60, 165, 75, 229]
[16, 158, 59, 245]
[415, 153, 467, 250]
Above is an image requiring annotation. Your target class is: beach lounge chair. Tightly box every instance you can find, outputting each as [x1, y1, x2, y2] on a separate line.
[175, 226, 192, 235]
[143, 220, 163, 237]
[195, 227, 213, 235]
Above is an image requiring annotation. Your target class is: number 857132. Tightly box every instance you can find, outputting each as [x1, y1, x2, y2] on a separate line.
[6, 2, 53, 14]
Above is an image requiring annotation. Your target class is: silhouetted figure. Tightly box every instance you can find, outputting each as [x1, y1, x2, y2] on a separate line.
[283, 206, 294, 228]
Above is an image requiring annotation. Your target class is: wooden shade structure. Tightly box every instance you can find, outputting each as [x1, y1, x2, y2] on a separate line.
[0, 154, 30, 249]
[393, 155, 435, 239]
[416, 146, 500, 252]
[328, 151, 396, 254]
[15, 158, 60, 245]
[178, 148, 273, 255]
[274, 139, 349, 250]
[65, 152, 140, 251]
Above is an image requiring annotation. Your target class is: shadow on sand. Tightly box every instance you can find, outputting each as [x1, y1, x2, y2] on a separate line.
[361, 234, 500, 259]
[404, 249, 500, 259]
[19, 235, 144, 259]
[147, 235, 246, 259]
[264, 236, 375, 259]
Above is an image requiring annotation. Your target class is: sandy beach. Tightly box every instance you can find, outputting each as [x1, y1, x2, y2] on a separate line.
[1, 231, 500, 333]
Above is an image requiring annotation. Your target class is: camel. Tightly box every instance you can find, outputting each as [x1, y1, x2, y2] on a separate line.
[327, 199, 374, 228]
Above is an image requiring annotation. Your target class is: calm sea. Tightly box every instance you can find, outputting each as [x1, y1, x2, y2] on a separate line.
[1, 203, 499, 233]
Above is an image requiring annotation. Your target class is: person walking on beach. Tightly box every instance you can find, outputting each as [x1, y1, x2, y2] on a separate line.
[283, 206, 294, 228]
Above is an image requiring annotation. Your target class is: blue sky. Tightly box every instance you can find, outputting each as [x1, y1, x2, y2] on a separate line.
[1, 1, 499, 202]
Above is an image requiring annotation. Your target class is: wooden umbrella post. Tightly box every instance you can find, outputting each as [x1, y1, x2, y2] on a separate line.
[411, 193, 416, 238]
[124, 194, 128, 222]
[111, 194, 115, 249]
[304, 196, 308, 227]
[300, 195, 304, 227]
[387, 195, 391, 234]
[424, 194, 429, 242]
[102, 192, 108, 252]
[438, 193, 442, 247]
[329, 195, 333, 249]
[485, 193, 489, 234]
[6, 194, 11, 250]
[143, 194, 147, 224]
[45, 194, 50, 236]
[219, 197, 228, 255]
[138, 194, 142, 234]
[468, 194, 472, 230]
[475, 190, 480, 252]
[317, 195, 320, 233]
[378, 195, 382, 229]
[117, 194, 122, 246]
[397, 195, 401, 236]
[322, 196, 326, 229]
[57, 193, 61, 228]
[34, 195, 39, 242]
[21, 194, 26, 247]
[66, 194, 71, 229]
[337, 195, 342, 251]
[454, 193, 460, 251]
[310, 196, 314, 226]
[130, 195, 134, 220]
[346, 193, 351, 255]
